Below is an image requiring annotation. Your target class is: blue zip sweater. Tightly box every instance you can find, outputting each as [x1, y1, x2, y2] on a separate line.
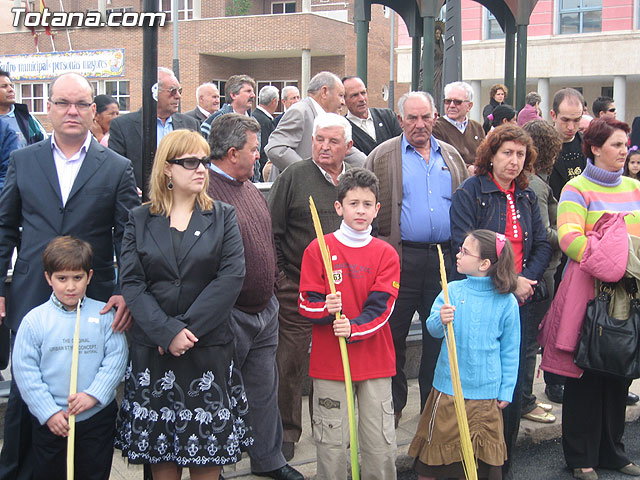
[427, 276, 520, 402]
[13, 295, 128, 425]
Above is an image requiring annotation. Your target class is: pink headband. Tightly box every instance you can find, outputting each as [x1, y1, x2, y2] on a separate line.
[496, 233, 506, 258]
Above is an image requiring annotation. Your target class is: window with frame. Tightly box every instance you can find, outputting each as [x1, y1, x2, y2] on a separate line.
[271, 1, 296, 14]
[486, 9, 505, 39]
[104, 80, 130, 112]
[159, 0, 194, 20]
[559, 0, 602, 34]
[21, 83, 47, 114]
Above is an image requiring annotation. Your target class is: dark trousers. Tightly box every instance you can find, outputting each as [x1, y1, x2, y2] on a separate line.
[390, 243, 450, 414]
[0, 334, 34, 480]
[501, 302, 529, 480]
[31, 401, 117, 480]
[230, 295, 287, 472]
[275, 274, 313, 444]
[562, 370, 631, 469]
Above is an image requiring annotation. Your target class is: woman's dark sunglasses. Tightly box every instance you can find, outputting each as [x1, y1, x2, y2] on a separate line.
[167, 157, 211, 170]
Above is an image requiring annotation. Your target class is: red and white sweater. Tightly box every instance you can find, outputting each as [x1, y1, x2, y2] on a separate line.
[299, 223, 400, 381]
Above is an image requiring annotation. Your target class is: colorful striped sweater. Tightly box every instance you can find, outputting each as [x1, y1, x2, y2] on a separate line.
[558, 158, 640, 261]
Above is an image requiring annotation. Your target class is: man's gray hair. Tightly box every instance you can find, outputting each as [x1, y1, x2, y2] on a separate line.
[312, 112, 352, 144]
[307, 71, 341, 95]
[209, 113, 261, 161]
[225, 74, 256, 100]
[258, 85, 279, 106]
[157, 67, 175, 87]
[443, 81, 474, 102]
[196, 82, 218, 101]
[397, 91, 435, 118]
[525, 91, 542, 106]
[282, 85, 300, 101]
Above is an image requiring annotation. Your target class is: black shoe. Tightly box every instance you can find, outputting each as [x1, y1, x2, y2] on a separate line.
[627, 392, 639, 406]
[281, 441, 295, 462]
[253, 464, 304, 480]
[545, 384, 564, 404]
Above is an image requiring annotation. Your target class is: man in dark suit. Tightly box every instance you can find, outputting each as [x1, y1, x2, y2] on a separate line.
[184, 82, 220, 125]
[0, 72, 139, 480]
[252, 85, 279, 180]
[109, 67, 200, 188]
[343, 76, 402, 155]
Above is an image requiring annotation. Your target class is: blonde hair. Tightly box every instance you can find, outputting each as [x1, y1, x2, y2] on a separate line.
[149, 130, 213, 216]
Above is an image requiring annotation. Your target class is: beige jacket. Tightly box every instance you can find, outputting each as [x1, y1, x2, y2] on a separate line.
[364, 135, 469, 263]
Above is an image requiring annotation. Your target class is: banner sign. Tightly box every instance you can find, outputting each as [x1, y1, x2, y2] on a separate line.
[0, 48, 124, 81]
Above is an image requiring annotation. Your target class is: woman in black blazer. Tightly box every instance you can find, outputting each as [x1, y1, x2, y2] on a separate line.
[115, 130, 251, 479]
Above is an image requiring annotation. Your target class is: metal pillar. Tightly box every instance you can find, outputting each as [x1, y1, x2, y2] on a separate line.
[515, 23, 527, 111]
[503, 17, 516, 106]
[411, 36, 421, 91]
[389, 10, 395, 110]
[422, 16, 435, 94]
[443, 0, 463, 86]
[356, 20, 369, 84]
[613, 75, 626, 122]
[142, 0, 158, 204]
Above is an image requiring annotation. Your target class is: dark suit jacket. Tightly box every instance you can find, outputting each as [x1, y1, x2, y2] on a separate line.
[346, 108, 403, 156]
[251, 107, 275, 175]
[109, 109, 200, 188]
[119, 203, 245, 351]
[184, 107, 208, 125]
[0, 137, 140, 331]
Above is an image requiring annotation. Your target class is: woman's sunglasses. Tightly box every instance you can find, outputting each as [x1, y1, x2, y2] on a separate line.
[167, 157, 211, 170]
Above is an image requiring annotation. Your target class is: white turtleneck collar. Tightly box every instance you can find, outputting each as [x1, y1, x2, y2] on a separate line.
[333, 220, 373, 248]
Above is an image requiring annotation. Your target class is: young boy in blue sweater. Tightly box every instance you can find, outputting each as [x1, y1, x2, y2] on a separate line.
[12, 236, 128, 480]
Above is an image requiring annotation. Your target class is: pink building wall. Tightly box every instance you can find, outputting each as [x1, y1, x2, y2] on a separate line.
[603, 0, 634, 30]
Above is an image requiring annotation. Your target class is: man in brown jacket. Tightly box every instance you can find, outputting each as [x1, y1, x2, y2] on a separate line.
[365, 91, 468, 422]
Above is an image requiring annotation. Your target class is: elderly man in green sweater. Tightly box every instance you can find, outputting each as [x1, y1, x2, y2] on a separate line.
[269, 112, 354, 461]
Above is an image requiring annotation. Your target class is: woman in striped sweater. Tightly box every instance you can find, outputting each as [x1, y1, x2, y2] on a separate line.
[557, 116, 640, 480]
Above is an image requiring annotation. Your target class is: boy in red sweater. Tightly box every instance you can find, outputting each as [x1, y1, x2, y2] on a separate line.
[299, 168, 400, 479]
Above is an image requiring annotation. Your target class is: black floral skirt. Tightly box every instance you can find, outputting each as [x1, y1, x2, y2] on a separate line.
[115, 341, 253, 466]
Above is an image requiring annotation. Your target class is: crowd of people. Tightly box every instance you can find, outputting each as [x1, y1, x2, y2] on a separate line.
[1, 66, 640, 480]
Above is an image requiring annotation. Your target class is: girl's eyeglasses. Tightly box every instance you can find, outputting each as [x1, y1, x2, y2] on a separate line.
[458, 246, 482, 259]
[167, 157, 211, 170]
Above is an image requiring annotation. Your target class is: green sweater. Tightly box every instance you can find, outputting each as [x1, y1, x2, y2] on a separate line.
[269, 159, 350, 284]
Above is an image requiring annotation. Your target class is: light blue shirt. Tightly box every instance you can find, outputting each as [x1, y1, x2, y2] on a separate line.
[209, 162, 236, 181]
[0, 105, 26, 148]
[156, 116, 174, 146]
[444, 115, 469, 134]
[400, 134, 452, 243]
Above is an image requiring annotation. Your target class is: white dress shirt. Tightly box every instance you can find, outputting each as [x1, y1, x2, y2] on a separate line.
[347, 109, 376, 141]
[51, 132, 92, 206]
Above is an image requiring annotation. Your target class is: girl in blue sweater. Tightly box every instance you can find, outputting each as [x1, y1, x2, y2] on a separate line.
[409, 229, 521, 480]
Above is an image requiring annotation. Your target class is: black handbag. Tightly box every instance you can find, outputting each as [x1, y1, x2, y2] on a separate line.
[574, 280, 640, 379]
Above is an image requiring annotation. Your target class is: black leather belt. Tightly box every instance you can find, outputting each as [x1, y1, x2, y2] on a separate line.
[401, 240, 450, 250]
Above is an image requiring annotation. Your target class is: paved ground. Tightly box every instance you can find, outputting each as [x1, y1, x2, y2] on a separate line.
[1, 359, 639, 479]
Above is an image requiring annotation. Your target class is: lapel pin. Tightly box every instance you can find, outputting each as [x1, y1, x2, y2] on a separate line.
[474, 136, 479, 140]
[378, 122, 383, 127]
[194, 230, 201, 236]
[332, 255, 338, 260]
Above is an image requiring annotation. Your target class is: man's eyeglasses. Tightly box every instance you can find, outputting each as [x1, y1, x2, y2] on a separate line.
[163, 87, 183, 97]
[167, 157, 210, 170]
[443, 98, 469, 106]
[608, 107, 616, 113]
[458, 246, 482, 259]
[49, 100, 94, 111]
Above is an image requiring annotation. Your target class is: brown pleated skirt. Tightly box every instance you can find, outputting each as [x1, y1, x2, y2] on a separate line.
[408, 388, 507, 479]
